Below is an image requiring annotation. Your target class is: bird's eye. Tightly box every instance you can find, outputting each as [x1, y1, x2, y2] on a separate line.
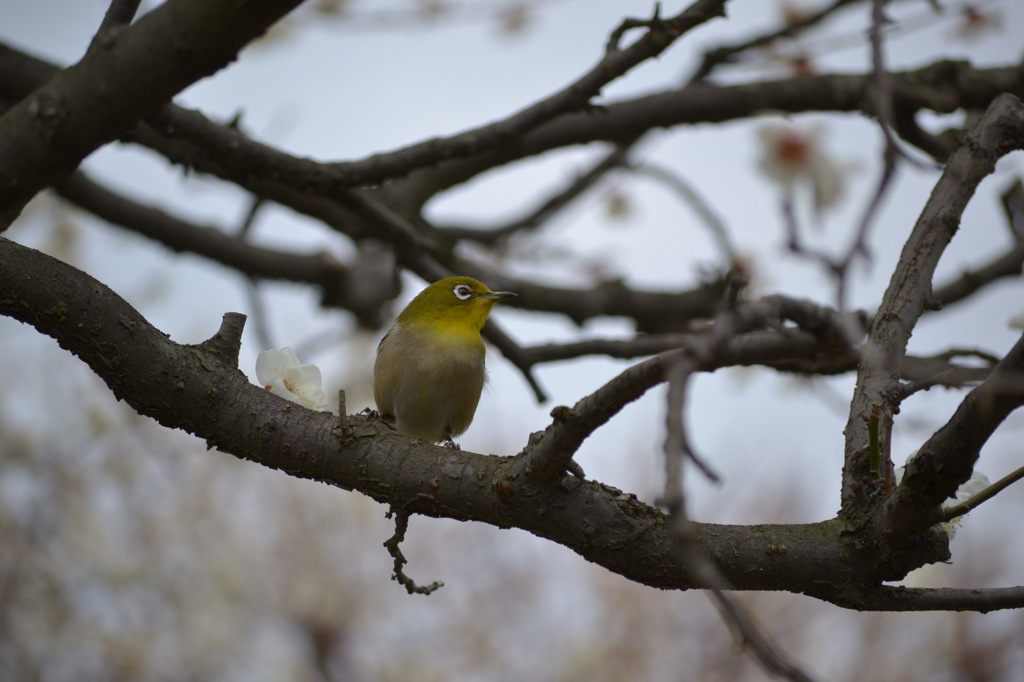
[453, 284, 472, 301]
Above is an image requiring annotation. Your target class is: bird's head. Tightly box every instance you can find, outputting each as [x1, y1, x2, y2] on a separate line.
[397, 276, 516, 332]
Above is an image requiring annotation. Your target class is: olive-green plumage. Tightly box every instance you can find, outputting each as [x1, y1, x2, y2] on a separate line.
[373, 277, 515, 443]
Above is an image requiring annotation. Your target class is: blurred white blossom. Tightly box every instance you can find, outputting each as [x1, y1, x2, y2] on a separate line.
[758, 122, 848, 211]
[894, 452, 990, 538]
[256, 347, 328, 410]
[946, 469, 991, 507]
[950, 5, 1004, 44]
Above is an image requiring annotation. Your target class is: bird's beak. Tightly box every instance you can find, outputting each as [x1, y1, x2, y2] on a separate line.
[481, 291, 516, 301]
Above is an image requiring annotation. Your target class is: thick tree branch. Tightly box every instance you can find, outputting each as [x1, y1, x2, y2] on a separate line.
[842, 93, 1024, 515]
[1, 236, 970, 611]
[0, 0, 304, 227]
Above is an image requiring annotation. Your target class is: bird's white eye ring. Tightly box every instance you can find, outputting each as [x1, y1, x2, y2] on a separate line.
[453, 284, 473, 301]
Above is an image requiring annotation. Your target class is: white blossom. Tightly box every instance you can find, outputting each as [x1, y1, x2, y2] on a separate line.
[894, 451, 990, 538]
[950, 6, 1004, 44]
[758, 122, 847, 212]
[255, 347, 328, 411]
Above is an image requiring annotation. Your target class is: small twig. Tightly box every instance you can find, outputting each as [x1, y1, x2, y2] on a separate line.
[888, 348, 1003, 401]
[515, 296, 856, 482]
[88, 0, 143, 50]
[882, 407, 893, 493]
[662, 361, 814, 682]
[687, 0, 860, 82]
[437, 145, 632, 245]
[383, 508, 443, 596]
[706, 590, 818, 682]
[868, 0, 927, 170]
[941, 465, 1024, 523]
[629, 161, 738, 264]
[236, 195, 264, 239]
[928, 178, 1024, 310]
[338, 389, 348, 434]
[781, 197, 840, 274]
[1001, 178, 1024, 242]
[233, 198, 274, 351]
[606, 3, 663, 54]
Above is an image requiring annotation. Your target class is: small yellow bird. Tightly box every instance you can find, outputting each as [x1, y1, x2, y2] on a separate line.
[373, 276, 516, 443]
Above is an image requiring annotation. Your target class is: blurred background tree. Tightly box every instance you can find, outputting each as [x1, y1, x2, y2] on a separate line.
[1, 0, 1023, 680]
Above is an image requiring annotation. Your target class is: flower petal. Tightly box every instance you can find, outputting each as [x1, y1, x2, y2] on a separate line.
[256, 348, 295, 385]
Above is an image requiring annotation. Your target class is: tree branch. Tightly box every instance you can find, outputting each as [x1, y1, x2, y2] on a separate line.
[827, 585, 1024, 613]
[880, 332, 1024, 535]
[929, 179, 1024, 309]
[511, 296, 857, 482]
[842, 93, 1024, 514]
[688, 0, 862, 82]
[88, 0, 143, 50]
[399, 60, 1024, 196]
[941, 464, 1024, 523]
[52, 171, 388, 306]
[436, 145, 632, 245]
[0, 0, 304, 227]
[1, 236, 961, 610]
[143, 0, 727, 195]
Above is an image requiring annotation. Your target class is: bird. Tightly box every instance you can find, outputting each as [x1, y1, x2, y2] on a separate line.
[373, 276, 516, 444]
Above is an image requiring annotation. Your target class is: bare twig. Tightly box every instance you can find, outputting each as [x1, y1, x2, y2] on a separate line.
[661, 359, 816, 682]
[929, 179, 1024, 309]
[437, 145, 632, 245]
[781, 196, 842, 280]
[607, 3, 670, 54]
[383, 508, 443, 595]
[822, 584, 1024, 613]
[234, 196, 275, 351]
[706, 590, 819, 682]
[778, 126, 899, 311]
[941, 464, 1024, 522]
[629, 161, 738, 264]
[52, 171, 353, 292]
[930, 241, 1024, 310]
[88, 0, 143, 50]
[688, 0, 862, 82]
[513, 296, 855, 482]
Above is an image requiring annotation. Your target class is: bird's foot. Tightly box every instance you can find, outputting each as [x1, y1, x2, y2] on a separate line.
[442, 438, 461, 450]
